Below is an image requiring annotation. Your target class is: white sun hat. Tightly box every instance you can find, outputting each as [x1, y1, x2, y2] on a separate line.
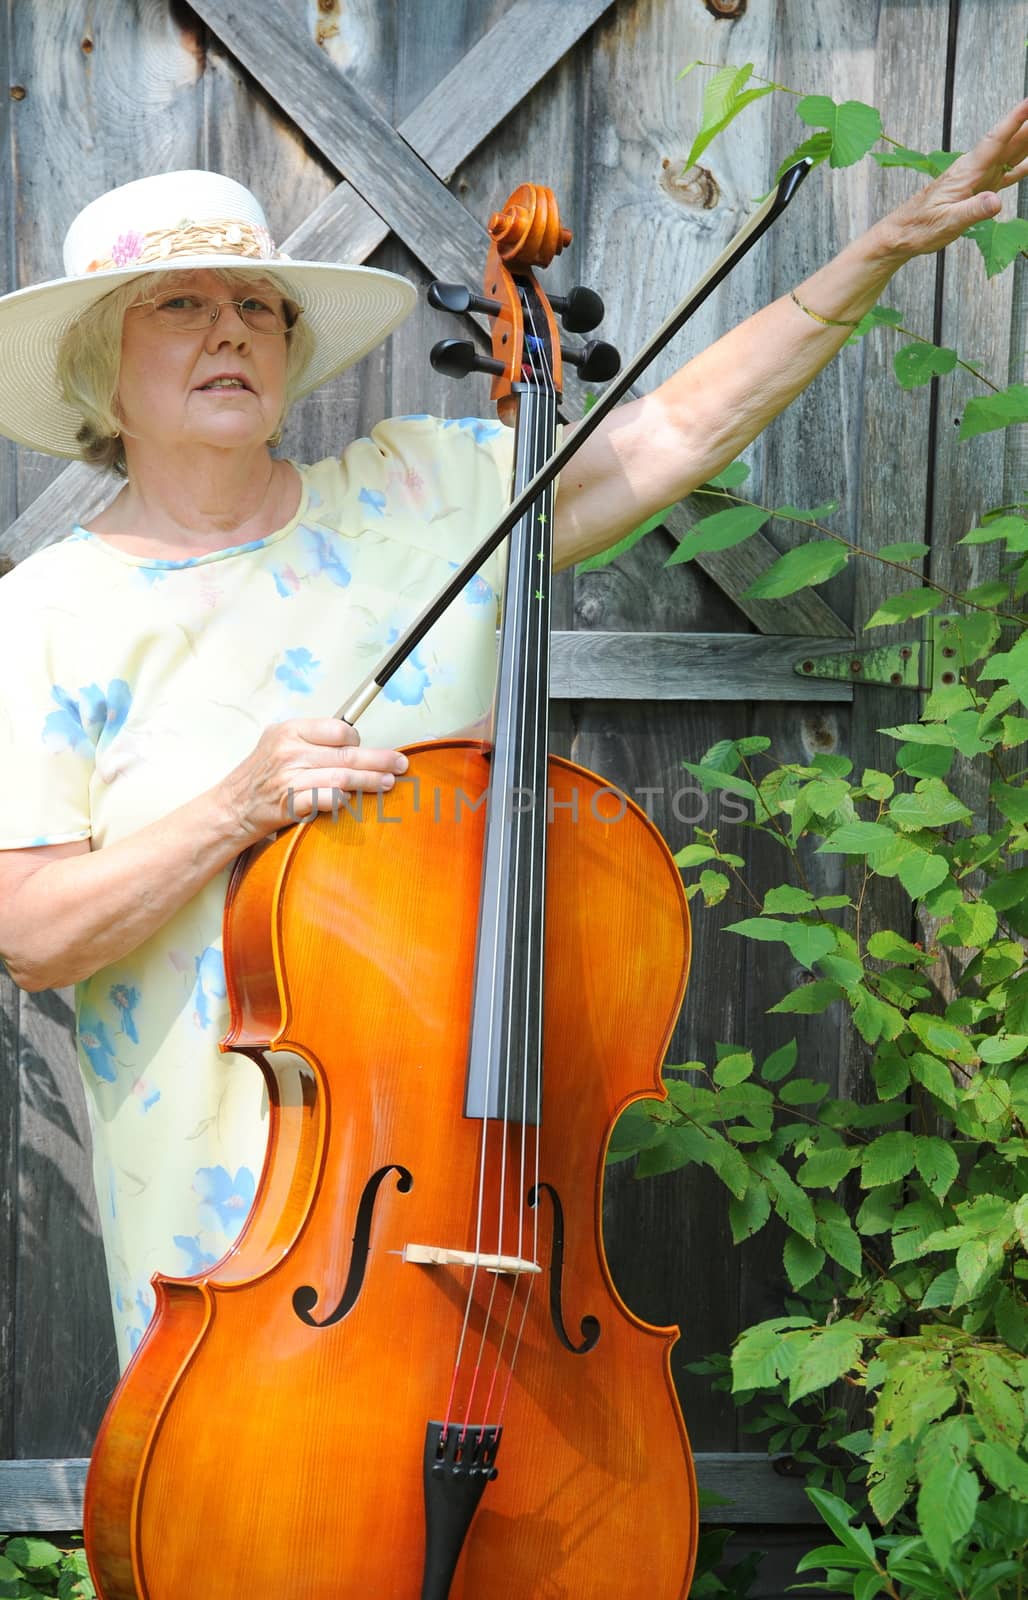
[0, 169, 419, 458]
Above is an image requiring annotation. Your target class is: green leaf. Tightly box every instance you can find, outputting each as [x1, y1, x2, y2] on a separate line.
[896, 850, 950, 899]
[960, 512, 1028, 550]
[852, 991, 905, 1044]
[728, 1181, 771, 1244]
[965, 214, 1028, 277]
[991, 781, 1028, 824]
[796, 1145, 862, 1189]
[770, 500, 840, 523]
[805, 1487, 878, 1568]
[576, 507, 670, 571]
[879, 540, 931, 562]
[872, 145, 938, 175]
[974, 1439, 1028, 1500]
[861, 1130, 916, 1188]
[907, 1012, 976, 1064]
[815, 1200, 863, 1275]
[865, 589, 944, 627]
[680, 762, 757, 801]
[978, 1033, 1028, 1063]
[697, 869, 730, 906]
[959, 382, 1028, 441]
[778, 1077, 828, 1106]
[908, 1053, 958, 1112]
[770, 980, 845, 1015]
[796, 96, 884, 167]
[743, 540, 848, 599]
[868, 930, 923, 963]
[4, 1543, 62, 1572]
[916, 1449, 979, 1568]
[724, 917, 836, 970]
[784, 1234, 826, 1289]
[893, 342, 958, 389]
[818, 821, 896, 855]
[789, 1322, 866, 1405]
[764, 885, 816, 914]
[673, 843, 721, 868]
[705, 460, 750, 490]
[761, 1038, 798, 1081]
[914, 1135, 959, 1200]
[775, 132, 834, 182]
[685, 64, 777, 168]
[666, 504, 770, 564]
[889, 778, 971, 830]
[730, 1315, 815, 1391]
[713, 1051, 755, 1087]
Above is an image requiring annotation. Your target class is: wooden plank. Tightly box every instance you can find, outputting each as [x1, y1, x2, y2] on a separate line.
[400, 0, 615, 183]
[0, 465, 116, 565]
[0, 972, 17, 1460]
[671, 505, 851, 636]
[550, 631, 853, 701]
[191, 0, 494, 292]
[14, 988, 118, 1456]
[0, 1451, 817, 1531]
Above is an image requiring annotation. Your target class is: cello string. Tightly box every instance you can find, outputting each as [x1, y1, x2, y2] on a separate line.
[479, 284, 559, 1420]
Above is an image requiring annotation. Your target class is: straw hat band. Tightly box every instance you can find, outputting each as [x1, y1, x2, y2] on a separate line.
[85, 218, 282, 275]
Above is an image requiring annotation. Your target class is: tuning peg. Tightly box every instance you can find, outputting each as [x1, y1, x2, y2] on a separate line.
[549, 286, 604, 334]
[430, 339, 506, 381]
[427, 282, 502, 318]
[561, 340, 620, 383]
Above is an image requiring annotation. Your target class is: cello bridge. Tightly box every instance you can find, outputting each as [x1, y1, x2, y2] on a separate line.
[403, 1243, 541, 1276]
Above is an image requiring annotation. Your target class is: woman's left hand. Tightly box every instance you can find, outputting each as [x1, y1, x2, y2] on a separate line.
[877, 96, 1028, 260]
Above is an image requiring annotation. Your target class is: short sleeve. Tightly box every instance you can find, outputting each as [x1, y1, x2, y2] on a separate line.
[0, 564, 93, 849]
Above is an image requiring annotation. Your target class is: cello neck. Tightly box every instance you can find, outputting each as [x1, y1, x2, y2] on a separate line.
[463, 365, 560, 1124]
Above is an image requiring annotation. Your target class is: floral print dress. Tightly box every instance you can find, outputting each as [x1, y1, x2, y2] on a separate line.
[0, 415, 513, 1369]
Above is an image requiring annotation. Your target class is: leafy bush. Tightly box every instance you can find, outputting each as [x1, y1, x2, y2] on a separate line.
[608, 61, 1028, 1600]
[0, 1537, 94, 1599]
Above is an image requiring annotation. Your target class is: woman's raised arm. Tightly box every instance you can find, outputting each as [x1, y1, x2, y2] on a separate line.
[553, 97, 1028, 569]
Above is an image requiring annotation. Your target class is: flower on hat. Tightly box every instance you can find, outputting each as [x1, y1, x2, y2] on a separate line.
[110, 231, 144, 267]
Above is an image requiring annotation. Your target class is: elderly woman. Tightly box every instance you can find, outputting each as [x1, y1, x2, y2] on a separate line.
[0, 110, 1026, 1369]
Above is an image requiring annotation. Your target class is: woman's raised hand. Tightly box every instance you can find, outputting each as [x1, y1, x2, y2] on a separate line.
[220, 717, 408, 841]
[876, 97, 1028, 260]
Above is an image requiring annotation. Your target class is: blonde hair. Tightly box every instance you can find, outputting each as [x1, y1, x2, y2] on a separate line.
[56, 269, 316, 476]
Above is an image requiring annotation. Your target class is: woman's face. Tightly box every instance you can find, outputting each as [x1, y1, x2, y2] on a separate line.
[116, 268, 291, 454]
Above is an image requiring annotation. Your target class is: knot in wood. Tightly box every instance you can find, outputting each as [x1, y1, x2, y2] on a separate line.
[704, 0, 747, 16]
[660, 159, 720, 210]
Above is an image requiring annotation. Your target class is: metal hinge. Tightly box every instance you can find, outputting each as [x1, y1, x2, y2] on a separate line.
[793, 617, 958, 692]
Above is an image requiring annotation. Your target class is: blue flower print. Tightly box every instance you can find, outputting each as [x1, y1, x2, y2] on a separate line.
[275, 647, 323, 695]
[441, 417, 504, 446]
[191, 945, 226, 1030]
[298, 526, 351, 588]
[271, 563, 301, 598]
[358, 487, 386, 518]
[193, 1165, 256, 1237]
[448, 562, 494, 609]
[79, 1008, 119, 1082]
[117, 1285, 155, 1355]
[307, 486, 323, 509]
[381, 633, 431, 707]
[43, 679, 132, 754]
[174, 1234, 219, 1276]
[109, 982, 140, 1043]
[132, 1078, 160, 1113]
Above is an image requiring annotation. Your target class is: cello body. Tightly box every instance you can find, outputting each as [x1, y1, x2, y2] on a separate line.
[84, 741, 697, 1599]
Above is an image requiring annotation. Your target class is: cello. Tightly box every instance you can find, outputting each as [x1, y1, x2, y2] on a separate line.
[84, 167, 811, 1600]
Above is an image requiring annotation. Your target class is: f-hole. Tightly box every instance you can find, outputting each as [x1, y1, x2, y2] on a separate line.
[530, 1182, 600, 1354]
[293, 1163, 413, 1328]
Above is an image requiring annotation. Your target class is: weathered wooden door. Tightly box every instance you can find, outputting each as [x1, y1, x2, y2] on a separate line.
[1, 3, 1024, 1594]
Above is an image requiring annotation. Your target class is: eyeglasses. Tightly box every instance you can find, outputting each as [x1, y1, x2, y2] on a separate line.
[132, 291, 302, 335]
